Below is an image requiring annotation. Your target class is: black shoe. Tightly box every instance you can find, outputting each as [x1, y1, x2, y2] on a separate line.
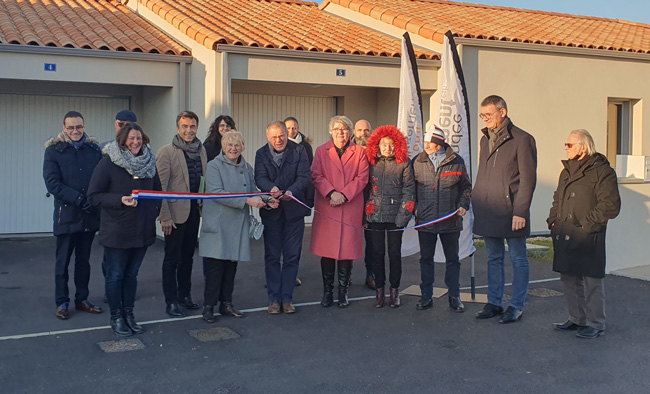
[416, 295, 433, 310]
[475, 303, 504, 319]
[448, 296, 465, 313]
[181, 295, 200, 310]
[123, 307, 145, 334]
[576, 326, 604, 339]
[166, 302, 186, 318]
[110, 309, 132, 337]
[553, 320, 583, 331]
[202, 305, 215, 324]
[219, 302, 244, 318]
[498, 306, 523, 324]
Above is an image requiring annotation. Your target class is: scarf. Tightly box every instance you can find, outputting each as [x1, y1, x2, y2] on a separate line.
[54, 131, 87, 149]
[566, 156, 588, 177]
[334, 140, 351, 158]
[488, 117, 511, 154]
[105, 141, 157, 179]
[428, 148, 446, 171]
[172, 134, 202, 161]
[268, 143, 286, 167]
[289, 133, 303, 144]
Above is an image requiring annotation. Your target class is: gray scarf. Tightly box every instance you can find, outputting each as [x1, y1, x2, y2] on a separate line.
[289, 133, 303, 144]
[268, 143, 285, 167]
[104, 141, 157, 179]
[172, 134, 202, 161]
[488, 117, 511, 154]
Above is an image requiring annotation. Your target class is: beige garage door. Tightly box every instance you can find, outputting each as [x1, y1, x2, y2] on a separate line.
[232, 93, 337, 223]
[0, 94, 129, 234]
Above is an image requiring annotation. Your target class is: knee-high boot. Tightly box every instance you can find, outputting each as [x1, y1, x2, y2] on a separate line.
[337, 260, 352, 308]
[320, 258, 335, 307]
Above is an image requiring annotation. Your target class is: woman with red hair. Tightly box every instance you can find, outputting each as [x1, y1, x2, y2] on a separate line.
[364, 125, 415, 308]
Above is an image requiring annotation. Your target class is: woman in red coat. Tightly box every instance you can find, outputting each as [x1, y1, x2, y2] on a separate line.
[311, 116, 369, 308]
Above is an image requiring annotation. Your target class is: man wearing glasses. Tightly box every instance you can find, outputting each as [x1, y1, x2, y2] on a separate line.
[44, 111, 103, 320]
[473, 95, 537, 324]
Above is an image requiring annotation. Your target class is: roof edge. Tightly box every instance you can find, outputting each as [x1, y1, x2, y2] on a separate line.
[0, 43, 193, 63]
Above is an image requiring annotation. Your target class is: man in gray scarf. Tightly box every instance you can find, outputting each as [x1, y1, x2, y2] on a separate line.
[156, 111, 208, 318]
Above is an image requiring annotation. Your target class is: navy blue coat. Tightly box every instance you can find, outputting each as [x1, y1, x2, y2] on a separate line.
[43, 138, 102, 236]
[254, 141, 312, 222]
[87, 156, 161, 249]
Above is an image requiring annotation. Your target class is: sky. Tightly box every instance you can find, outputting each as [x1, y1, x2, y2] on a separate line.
[314, 0, 650, 25]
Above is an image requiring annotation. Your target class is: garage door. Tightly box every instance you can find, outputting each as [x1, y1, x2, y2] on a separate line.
[232, 93, 337, 223]
[0, 94, 130, 234]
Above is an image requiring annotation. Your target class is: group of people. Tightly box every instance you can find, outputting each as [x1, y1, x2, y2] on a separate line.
[43, 94, 621, 340]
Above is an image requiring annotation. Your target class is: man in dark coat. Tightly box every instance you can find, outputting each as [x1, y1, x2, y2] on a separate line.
[412, 125, 471, 312]
[473, 95, 537, 324]
[255, 121, 312, 314]
[43, 111, 103, 320]
[548, 129, 620, 339]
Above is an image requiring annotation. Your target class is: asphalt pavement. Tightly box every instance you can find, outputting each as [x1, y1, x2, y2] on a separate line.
[1, 230, 649, 393]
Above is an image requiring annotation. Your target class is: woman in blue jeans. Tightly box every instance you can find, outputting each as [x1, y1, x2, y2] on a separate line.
[88, 123, 161, 336]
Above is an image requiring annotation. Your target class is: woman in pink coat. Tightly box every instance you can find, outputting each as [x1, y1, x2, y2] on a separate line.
[311, 115, 369, 308]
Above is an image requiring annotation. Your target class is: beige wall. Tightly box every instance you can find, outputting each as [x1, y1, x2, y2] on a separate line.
[461, 45, 650, 271]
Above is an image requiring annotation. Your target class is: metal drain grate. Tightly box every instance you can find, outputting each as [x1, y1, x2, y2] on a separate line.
[189, 327, 240, 342]
[97, 338, 145, 353]
[528, 288, 563, 297]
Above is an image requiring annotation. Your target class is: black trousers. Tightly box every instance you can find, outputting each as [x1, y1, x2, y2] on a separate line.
[418, 231, 461, 298]
[162, 204, 200, 304]
[367, 222, 403, 289]
[203, 258, 238, 306]
[54, 231, 95, 306]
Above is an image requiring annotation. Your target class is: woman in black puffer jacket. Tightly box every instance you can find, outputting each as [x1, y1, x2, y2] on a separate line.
[364, 125, 415, 308]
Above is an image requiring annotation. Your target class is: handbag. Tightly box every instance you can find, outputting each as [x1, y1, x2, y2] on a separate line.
[249, 208, 264, 240]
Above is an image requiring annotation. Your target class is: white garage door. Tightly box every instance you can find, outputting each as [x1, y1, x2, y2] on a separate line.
[232, 93, 337, 223]
[0, 94, 130, 234]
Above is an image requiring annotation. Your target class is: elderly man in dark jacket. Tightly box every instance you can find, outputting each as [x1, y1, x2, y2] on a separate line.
[43, 111, 103, 320]
[413, 125, 471, 312]
[255, 121, 311, 314]
[473, 95, 537, 324]
[548, 129, 620, 339]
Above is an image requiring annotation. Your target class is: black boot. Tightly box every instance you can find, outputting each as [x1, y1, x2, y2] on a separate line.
[202, 305, 215, 323]
[110, 309, 132, 337]
[320, 258, 335, 307]
[337, 260, 352, 308]
[123, 307, 145, 334]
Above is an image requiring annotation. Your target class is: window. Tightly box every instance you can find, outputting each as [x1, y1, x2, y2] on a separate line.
[607, 98, 641, 166]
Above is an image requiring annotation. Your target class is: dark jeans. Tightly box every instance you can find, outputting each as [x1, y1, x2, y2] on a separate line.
[203, 258, 237, 306]
[363, 229, 374, 277]
[104, 246, 148, 311]
[162, 204, 200, 304]
[54, 232, 95, 306]
[367, 222, 403, 289]
[418, 231, 461, 298]
[263, 217, 304, 303]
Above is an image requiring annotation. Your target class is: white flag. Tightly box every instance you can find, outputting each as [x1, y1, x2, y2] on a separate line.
[396, 32, 423, 256]
[435, 31, 475, 261]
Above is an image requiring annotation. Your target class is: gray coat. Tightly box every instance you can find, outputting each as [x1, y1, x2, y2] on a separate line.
[199, 152, 256, 262]
[473, 119, 537, 237]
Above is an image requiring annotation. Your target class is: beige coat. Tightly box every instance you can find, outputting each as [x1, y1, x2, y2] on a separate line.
[156, 143, 207, 224]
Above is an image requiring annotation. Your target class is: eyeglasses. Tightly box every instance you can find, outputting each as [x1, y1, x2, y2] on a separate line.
[479, 110, 501, 120]
[331, 128, 349, 134]
[219, 123, 232, 130]
[564, 143, 579, 148]
[116, 121, 130, 129]
[65, 125, 85, 132]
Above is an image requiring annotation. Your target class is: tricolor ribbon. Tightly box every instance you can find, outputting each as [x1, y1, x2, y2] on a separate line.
[131, 190, 458, 231]
[132, 189, 270, 200]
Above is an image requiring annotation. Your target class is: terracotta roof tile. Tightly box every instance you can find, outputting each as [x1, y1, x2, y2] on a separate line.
[0, 0, 190, 55]
[131, 0, 438, 59]
[328, 0, 650, 54]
